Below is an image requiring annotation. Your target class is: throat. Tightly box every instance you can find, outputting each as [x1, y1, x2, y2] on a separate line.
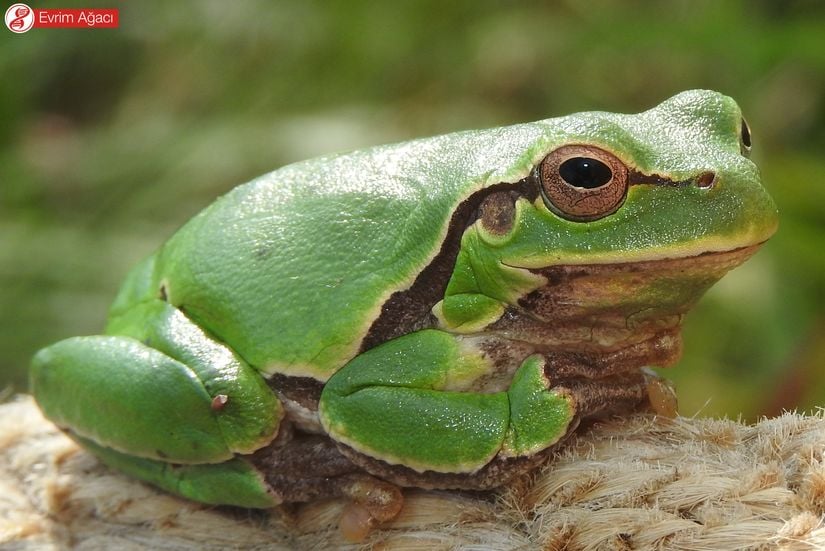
[493, 245, 764, 352]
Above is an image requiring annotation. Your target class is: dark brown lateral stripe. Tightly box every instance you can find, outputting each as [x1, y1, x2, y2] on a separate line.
[358, 178, 536, 352]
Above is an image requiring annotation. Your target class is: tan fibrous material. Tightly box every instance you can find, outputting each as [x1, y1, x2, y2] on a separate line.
[2, 396, 825, 550]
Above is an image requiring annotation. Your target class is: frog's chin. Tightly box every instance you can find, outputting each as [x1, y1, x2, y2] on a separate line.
[494, 243, 766, 354]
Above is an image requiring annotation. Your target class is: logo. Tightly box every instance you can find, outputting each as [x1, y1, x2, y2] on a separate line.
[5, 3, 34, 33]
[4, 4, 119, 32]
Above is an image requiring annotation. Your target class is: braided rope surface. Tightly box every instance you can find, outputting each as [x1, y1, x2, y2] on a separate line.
[2, 396, 824, 550]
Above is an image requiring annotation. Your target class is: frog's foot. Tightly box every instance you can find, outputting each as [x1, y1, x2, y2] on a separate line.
[336, 474, 404, 541]
[30, 300, 289, 509]
[249, 433, 403, 541]
[336, 473, 404, 523]
[250, 434, 402, 517]
[641, 367, 679, 418]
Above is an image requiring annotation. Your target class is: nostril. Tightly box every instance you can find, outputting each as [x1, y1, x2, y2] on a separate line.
[696, 171, 717, 189]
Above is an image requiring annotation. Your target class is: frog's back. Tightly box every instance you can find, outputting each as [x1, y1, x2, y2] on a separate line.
[143, 125, 548, 380]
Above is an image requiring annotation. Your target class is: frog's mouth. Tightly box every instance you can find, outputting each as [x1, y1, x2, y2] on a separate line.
[489, 243, 765, 354]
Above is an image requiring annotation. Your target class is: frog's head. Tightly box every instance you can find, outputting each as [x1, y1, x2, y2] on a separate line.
[487, 89, 778, 266]
[473, 90, 778, 350]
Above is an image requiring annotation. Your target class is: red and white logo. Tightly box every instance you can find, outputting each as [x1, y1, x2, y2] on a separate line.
[5, 3, 34, 33]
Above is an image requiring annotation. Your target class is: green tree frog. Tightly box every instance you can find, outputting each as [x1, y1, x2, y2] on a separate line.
[31, 90, 777, 528]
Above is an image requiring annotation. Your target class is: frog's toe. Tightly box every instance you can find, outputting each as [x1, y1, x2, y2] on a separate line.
[337, 473, 404, 523]
[337, 475, 403, 543]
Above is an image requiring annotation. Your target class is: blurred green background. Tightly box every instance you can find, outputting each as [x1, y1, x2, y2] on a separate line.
[1, 0, 823, 420]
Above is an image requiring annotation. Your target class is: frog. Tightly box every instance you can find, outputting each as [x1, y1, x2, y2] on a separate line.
[30, 90, 777, 533]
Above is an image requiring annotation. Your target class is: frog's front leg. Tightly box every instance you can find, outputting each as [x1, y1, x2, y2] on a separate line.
[30, 299, 284, 507]
[319, 329, 580, 479]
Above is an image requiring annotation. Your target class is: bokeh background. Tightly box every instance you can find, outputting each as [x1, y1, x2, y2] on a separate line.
[1, 0, 823, 420]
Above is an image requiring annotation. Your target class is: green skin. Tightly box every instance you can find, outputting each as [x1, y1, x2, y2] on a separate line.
[30, 90, 778, 509]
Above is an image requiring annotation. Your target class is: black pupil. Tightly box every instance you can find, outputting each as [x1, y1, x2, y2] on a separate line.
[558, 157, 612, 189]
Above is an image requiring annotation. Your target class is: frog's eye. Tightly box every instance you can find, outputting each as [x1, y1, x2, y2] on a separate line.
[538, 145, 629, 222]
[740, 118, 752, 157]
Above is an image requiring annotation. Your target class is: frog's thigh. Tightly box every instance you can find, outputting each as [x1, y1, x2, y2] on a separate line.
[30, 300, 282, 465]
[319, 330, 575, 474]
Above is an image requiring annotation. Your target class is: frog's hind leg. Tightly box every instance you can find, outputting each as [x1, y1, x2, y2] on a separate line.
[30, 298, 285, 508]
